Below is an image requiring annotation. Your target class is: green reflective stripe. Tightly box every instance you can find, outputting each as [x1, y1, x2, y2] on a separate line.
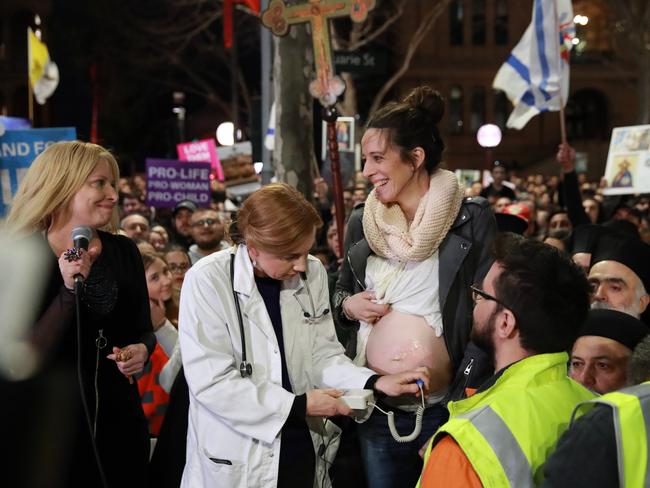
[460, 406, 534, 488]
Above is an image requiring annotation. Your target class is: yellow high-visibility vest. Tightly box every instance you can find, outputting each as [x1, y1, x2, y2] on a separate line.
[418, 353, 595, 488]
[572, 381, 650, 488]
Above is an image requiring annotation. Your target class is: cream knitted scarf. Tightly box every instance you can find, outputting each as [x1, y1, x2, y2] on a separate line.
[362, 169, 463, 262]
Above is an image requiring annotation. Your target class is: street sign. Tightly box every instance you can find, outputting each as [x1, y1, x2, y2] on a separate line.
[333, 49, 387, 74]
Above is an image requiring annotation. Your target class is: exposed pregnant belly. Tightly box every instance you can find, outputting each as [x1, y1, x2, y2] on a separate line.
[365, 310, 452, 391]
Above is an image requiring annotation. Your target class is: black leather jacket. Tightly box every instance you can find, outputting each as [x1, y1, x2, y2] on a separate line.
[333, 196, 497, 371]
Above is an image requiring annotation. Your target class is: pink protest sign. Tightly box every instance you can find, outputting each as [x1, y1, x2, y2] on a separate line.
[176, 138, 224, 181]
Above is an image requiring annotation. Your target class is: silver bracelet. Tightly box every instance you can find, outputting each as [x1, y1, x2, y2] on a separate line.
[341, 296, 356, 322]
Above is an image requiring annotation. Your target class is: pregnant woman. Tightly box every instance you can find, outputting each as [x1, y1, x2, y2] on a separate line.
[334, 86, 496, 487]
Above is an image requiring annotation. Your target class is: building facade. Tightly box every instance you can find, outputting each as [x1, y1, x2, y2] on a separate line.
[395, 0, 640, 179]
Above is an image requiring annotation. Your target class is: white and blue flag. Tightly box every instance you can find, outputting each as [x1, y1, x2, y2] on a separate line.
[493, 0, 575, 129]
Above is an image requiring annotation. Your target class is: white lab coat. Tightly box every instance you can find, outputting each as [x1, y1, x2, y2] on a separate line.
[179, 245, 375, 488]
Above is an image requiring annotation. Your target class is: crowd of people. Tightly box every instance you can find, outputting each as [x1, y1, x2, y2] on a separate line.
[3, 84, 650, 488]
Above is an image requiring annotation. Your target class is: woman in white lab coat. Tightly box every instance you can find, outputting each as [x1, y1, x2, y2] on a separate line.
[179, 183, 429, 488]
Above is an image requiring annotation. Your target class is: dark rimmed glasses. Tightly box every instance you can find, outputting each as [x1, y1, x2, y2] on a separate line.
[470, 284, 510, 310]
[470, 284, 520, 324]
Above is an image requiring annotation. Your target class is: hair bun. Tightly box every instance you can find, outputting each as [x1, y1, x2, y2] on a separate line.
[403, 86, 445, 125]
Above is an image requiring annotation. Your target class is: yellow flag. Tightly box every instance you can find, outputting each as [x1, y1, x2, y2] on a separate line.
[28, 27, 50, 89]
[27, 27, 59, 104]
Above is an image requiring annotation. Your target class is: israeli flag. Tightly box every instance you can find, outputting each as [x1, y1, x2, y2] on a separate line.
[493, 0, 575, 129]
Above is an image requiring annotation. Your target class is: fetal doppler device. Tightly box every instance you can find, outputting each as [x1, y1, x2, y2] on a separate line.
[341, 379, 426, 443]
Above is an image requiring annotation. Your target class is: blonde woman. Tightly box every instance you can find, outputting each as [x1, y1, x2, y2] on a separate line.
[179, 183, 429, 488]
[7, 141, 155, 486]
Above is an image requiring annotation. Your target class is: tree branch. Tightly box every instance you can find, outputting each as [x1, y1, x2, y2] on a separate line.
[368, 0, 452, 115]
[347, 0, 406, 51]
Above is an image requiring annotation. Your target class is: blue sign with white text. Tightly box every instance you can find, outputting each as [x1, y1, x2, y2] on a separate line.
[0, 127, 77, 217]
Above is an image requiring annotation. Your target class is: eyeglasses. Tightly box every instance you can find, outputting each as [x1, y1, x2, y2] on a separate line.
[168, 263, 190, 274]
[470, 284, 509, 310]
[192, 219, 218, 227]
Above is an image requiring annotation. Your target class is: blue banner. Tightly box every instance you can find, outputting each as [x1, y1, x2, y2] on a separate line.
[0, 127, 76, 217]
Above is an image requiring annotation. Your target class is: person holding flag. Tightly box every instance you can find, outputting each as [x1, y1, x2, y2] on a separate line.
[492, 0, 575, 132]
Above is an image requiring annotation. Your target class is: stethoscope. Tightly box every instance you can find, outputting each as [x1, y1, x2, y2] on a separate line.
[229, 252, 330, 378]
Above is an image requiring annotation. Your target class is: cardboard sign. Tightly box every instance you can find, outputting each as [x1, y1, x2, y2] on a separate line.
[146, 159, 211, 207]
[177, 139, 224, 181]
[0, 127, 76, 216]
[603, 124, 650, 195]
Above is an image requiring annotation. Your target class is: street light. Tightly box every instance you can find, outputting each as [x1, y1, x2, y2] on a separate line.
[216, 122, 235, 146]
[477, 123, 502, 171]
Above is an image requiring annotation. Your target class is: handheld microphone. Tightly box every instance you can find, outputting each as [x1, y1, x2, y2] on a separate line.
[71, 226, 92, 284]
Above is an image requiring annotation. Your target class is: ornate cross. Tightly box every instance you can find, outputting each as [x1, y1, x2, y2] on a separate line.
[262, 0, 375, 256]
[262, 0, 375, 107]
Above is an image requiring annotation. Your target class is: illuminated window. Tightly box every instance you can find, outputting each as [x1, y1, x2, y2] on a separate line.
[571, 1, 610, 59]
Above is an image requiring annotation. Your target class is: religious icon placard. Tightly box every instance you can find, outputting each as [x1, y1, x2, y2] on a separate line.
[321, 116, 355, 160]
[603, 124, 650, 195]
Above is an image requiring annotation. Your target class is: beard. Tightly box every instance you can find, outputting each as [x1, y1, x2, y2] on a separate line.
[196, 235, 224, 251]
[591, 299, 641, 319]
[470, 310, 498, 364]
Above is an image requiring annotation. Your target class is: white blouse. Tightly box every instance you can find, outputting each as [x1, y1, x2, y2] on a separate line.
[354, 251, 443, 364]
[366, 251, 443, 335]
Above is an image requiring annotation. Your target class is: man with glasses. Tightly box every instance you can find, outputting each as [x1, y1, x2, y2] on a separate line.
[188, 208, 229, 264]
[418, 234, 595, 487]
